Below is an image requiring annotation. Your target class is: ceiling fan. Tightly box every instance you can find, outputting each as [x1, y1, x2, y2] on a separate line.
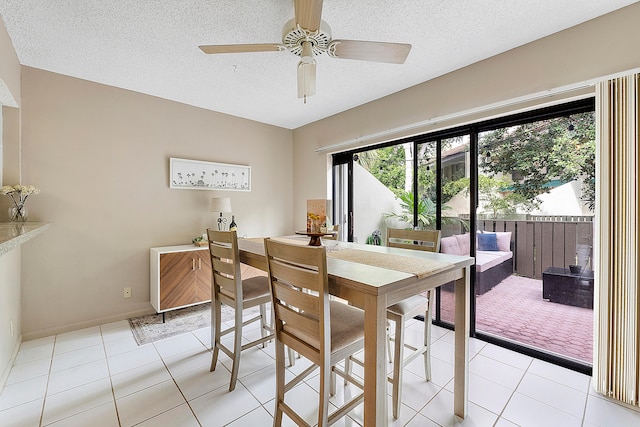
[199, 0, 412, 102]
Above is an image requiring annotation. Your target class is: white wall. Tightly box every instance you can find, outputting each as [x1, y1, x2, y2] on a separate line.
[0, 248, 20, 388]
[352, 162, 408, 244]
[532, 181, 592, 216]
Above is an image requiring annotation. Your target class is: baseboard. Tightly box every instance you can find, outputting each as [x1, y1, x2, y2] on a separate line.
[0, 335, 22, 393]
[21, 308, 156, 342]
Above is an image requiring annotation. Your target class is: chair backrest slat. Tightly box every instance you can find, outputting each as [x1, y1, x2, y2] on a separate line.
[207, 229, 242, 303]
[386, 228, 441, 253]
[271, 279, 319, 316]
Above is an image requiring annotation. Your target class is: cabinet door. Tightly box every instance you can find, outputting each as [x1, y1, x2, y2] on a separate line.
[195, 250, 212, 303]
[159, 251, 197, 310]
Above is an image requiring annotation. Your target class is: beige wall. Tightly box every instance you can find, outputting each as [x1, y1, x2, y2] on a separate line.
[18, 68, 293, 338]
[292, 2, 640, 231]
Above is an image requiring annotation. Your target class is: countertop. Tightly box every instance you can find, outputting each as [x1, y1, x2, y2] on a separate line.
[0, 222, 50, 257]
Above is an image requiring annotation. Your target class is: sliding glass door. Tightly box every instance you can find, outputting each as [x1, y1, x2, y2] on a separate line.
[332, 99, 595, 372]
[474, 111, 595, 366]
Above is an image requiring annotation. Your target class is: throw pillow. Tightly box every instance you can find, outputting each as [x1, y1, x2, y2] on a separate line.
[477, 232, 499, 251]
[495, 231, 512, 251]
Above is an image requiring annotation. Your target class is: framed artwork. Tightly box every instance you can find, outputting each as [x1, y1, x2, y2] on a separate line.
[169, 158, 251, 191]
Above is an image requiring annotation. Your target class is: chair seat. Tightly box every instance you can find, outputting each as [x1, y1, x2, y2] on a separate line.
[387, 294, 429, 318]
[241, 275, 271, 302]
[283, 300, 365, 352]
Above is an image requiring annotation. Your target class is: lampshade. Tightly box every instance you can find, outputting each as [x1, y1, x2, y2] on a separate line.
[210, 197, 232, 213]
[297, 41, 316, 103]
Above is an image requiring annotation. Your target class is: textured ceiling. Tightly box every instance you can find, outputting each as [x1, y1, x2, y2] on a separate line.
[1, 1, 637, 129]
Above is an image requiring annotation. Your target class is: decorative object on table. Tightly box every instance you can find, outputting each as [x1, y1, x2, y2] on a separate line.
[1, 184, 40, 222]
[229, 215, 237, 231]
[169, 157, 251, 191]
[192, 236, 208, 247]
[210, 197, 232, 230]
[295, 230, 335, 246]
[306, 199, 329, 232]
[365, 229, 382, 245]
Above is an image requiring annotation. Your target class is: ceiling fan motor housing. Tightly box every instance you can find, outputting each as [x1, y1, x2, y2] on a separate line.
[282, 18, 332, 56]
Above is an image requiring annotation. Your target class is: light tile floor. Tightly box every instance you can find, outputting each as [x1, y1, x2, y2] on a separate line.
[1, 316, 639, 426]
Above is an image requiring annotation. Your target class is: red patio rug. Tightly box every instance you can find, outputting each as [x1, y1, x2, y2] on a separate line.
[439, 274, 593, 364]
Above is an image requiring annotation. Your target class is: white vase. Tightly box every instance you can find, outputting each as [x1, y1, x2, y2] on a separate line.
[8, 205, 28, 222]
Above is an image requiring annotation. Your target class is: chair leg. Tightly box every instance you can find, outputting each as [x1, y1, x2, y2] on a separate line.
[287, 347, 296, 367]
[210, 299, 222, 372]
[318, 364, 330, 427]
[386, 320, 394, 364]
[392, 316, 405, 420]
[424, 294, 434, 382]
[228, 306, 243, 392]
[344, 356, 352, 386]
[273, 339, 285, 427]
[259, 303, 268, 348]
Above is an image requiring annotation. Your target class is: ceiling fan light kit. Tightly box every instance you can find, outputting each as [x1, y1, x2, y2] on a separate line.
[198, 0, 411, 101]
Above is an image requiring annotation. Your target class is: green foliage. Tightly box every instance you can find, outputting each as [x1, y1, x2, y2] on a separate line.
[383, 191, 435, 228]
[479, 113, 595, 210]
[356, 146, 407, 196]
[442, 177, 470, 204]
[383, 190, 468, 230]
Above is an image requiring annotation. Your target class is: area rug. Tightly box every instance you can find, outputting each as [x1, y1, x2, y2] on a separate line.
[129, 302, 236, 345]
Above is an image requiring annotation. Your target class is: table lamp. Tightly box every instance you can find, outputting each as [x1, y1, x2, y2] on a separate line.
[210, 197, 232, 230]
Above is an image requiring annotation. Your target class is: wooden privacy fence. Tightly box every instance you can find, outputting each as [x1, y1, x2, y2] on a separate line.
[443, 216, 594, 280]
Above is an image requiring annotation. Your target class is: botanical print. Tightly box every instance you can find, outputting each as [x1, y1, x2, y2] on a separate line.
[170, 158, 251, 191]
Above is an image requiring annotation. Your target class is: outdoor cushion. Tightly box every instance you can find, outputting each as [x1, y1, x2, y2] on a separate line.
[440, 235, 462, 255]
[495, 231, 512, 252]
[454, 233, 471, 255]
[477, 233, 499, 251]
[475, 250, 513, 272]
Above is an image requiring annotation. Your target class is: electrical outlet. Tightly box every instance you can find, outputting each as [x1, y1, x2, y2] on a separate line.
[123, 287, 132, 298]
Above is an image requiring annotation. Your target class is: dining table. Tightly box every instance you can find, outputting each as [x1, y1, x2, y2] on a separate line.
[238, 236, 475, 426]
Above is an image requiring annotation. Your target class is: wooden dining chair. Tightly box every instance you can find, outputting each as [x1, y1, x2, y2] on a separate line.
[264, 238, 365, 426]
[207, 229, 275, 392]
[385, 227, 441, 419]
[323, 224, 340, 240]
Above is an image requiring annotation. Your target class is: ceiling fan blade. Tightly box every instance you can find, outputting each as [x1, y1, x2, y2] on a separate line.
[327, 40, 412, 64]
[294, 0, 323, 32]
[199, 44, 286, 54]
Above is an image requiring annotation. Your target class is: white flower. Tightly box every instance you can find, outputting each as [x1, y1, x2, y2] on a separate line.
[1, 184, 40, 206]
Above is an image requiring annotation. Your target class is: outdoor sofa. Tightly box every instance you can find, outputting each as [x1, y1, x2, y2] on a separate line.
[440, 232, 514, 295]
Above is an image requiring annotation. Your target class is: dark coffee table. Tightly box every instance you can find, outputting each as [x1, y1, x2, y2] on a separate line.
[542, 266, 594, 309]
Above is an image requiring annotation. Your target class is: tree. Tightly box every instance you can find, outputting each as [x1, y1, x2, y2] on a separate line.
[479, 112, 595, 211]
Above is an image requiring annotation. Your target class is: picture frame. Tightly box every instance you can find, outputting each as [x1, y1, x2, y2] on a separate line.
[169, 158, 251, 191]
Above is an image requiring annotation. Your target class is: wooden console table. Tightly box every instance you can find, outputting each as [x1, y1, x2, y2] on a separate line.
[150, 245, 212, 316]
